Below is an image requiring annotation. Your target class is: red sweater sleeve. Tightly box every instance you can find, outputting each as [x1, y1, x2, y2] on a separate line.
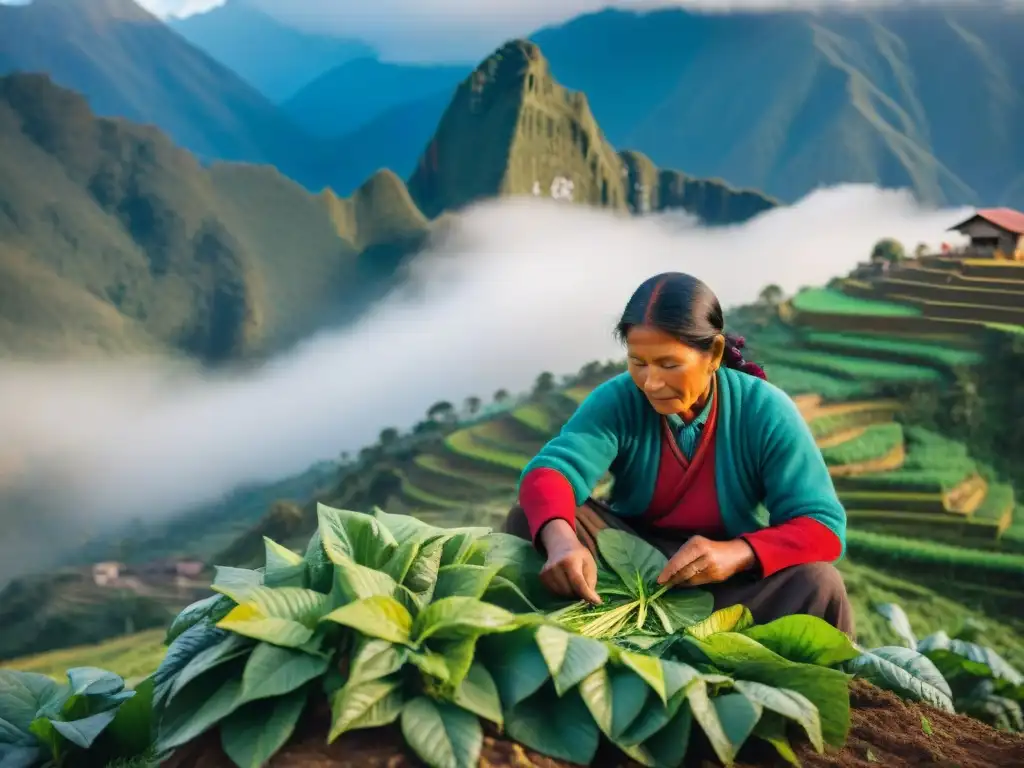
[740, 517, 842, 577]
[518, 468, 577, 543]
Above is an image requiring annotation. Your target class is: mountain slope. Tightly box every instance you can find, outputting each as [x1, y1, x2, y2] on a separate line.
[407, 40, 776, 224]
[169, 0, 374, 102]
[0, 72, 430, 362]
[531, 6, 1024, 207]
[284, 57, 468, 137]
[0, 0, 323, 178]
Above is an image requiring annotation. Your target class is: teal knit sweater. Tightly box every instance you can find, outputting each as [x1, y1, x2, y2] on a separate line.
[520, 368, 848, 554]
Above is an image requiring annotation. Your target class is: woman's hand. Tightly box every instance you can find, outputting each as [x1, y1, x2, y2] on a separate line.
[657, 536, 756, 587]
[538, 520, 602, 605]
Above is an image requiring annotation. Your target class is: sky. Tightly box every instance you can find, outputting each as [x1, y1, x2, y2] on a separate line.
[125, 0, 1012, 61]
[0, 183, 970, 582]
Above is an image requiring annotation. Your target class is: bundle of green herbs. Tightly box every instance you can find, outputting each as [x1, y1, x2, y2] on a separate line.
[545, 529, 714, 641]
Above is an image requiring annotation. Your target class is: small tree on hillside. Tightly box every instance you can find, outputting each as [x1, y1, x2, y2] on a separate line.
[493, 388, 510, 405]
[533, 371, 555, 397]
[427, 400, 456, 423]
[871, 238, 906, 264]
[378, 427, 399, 447]
[914, 243, 929, 259]
[464, 396, 482, 417]
[758, 284, 784, 306]
[577, 361, 602, 383]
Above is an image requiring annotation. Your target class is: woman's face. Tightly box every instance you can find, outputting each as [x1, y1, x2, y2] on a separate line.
[625, 325, 724, 416]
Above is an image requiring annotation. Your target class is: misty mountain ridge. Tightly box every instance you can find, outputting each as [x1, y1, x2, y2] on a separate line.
[169, 0, 375, 102]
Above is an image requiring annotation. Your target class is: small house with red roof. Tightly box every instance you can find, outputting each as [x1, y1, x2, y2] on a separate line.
[948, 208, 1024, 259]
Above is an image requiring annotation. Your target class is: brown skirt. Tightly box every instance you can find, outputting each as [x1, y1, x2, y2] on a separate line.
[503, 499, 856, 639]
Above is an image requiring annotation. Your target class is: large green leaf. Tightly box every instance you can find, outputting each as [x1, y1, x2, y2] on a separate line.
[402, 696, 482, 768]
[606, 667, 651, 741]
[618, 650, 667, 704]
[419, 637, 480, 690]
[101, 677, 154, 760]
[481, 629, 550, 709]
[318, 504, 397, 569]
[653, 589, 714, 633]
[403, 536, 447, 605]
[327, 675, 404, 742]
[414, 597, 521, 643]
[711, 692, 763, 763]
[238, 643, 330, 705]
[380, 537, 423, 586]
[919, 632, 1023, 686]
[153, 624, 229, 708]
[0, 670, 68, 732]
[264, 538, 307, 589]
[303, 529, 334, 593]
[211, 566, 265, 604]
[506, 684, 600, 765]
[220, 687, 307, 768]
[640, 698, 693, 768]
[347, 638, 409, 687]
[45, 708, 119, 749]
[372, 506, 443, 544]
[65, 668, 124, 699]
[874, 603, 918, 650]
[844, 647, 954, 713]
[482, 575, 539, 613]
[0, 744, 39, 768]
[685, 605, 754, 640]
[165, 593, 234, 645]
[472, 532, 546, 580]
[333, 557, 400, 603]
[167, 634, 252, 703]
[690, 633, 850, 747]
[752, 711, 800, 767]
[217, 587, 330, 647]
[743, 615, 860, 667]
[578, 667, 614, 738]
[733, 679, 823, 752]
[452, 662, 503, 726]
[596, 529, 668, 594]
[156, 671, 244, 753]
[322, 595, 414, 645]
[440, 528, 493, 567]
[534, 625, 610, 695]
[434, 565, 501, 601]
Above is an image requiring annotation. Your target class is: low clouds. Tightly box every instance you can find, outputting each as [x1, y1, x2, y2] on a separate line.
[0, 184, 970, 581]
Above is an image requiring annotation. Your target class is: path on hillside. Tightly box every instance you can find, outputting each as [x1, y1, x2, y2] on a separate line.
[163, 682, 1024, 768]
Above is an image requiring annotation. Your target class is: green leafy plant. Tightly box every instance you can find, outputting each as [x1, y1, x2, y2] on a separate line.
[845, 602, 1023, 732]
[144, 504, 871, 768]
[546, 529, 713, 639]
[0, 666, 152, 767]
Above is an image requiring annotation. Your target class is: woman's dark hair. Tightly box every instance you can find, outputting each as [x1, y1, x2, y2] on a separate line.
[614, 272, 767, 380]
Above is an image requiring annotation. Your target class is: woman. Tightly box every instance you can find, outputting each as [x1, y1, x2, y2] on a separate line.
[504, 272, 855, 637]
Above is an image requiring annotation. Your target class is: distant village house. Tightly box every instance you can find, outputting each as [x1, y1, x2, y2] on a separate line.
[91, 558, 205, 587]
[947, 208, 1024, 259]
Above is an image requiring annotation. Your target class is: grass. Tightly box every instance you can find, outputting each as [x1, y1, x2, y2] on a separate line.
[791, 288, 922, 317]
[443, 429, 530, 473]
[763, 364, 869, 399]
[758, 346, 942, 383]
[510, 403, 557, 435]
[821, 423, 903, 466]
[801, 331, 982, 367]
[0, 628, 166, 685]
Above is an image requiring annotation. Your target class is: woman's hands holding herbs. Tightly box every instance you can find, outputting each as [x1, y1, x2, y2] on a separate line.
[658, 535, 756, 587]
[538, 519, 603, 605]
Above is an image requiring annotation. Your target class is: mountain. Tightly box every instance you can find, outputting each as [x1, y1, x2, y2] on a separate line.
[0, 72, 430, 362]
[169, 0, 374, 102]
[0, 0, 320, 174]
[407, 41, 776, 224]
[283, 57, 469, 137]
[531, 6, 1024, 208]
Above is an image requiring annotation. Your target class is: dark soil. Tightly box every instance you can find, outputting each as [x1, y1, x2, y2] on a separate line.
[162, 681, 1024, 768]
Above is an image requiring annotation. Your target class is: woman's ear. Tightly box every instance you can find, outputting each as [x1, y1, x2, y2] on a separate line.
[709, 335, 726, 371]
